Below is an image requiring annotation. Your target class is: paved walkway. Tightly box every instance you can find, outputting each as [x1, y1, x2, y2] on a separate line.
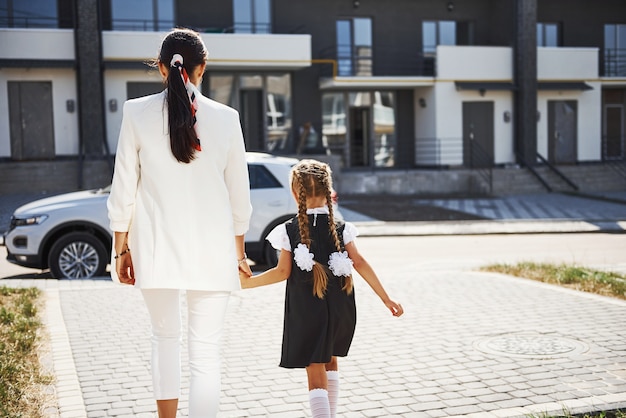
[5, 263, 626, 418]
[2, 191, 626, 417]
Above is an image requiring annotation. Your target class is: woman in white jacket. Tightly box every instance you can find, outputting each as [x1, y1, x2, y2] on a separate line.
[107, 28, 252, 418]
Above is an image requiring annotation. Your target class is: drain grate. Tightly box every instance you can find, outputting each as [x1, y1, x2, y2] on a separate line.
[474, 332, 589, 359]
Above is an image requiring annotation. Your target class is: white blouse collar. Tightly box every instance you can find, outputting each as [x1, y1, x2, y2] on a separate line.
[306, 206, 330, 215]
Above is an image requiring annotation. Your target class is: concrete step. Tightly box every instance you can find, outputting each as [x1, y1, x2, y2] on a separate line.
[491, 163, 626, 196]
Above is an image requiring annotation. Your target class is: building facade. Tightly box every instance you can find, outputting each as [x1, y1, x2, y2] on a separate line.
[1, 0, 625, 194]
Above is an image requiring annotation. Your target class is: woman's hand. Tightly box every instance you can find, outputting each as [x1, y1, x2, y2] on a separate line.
[116, 253, 135, 285]
[238, 258, 252, 277]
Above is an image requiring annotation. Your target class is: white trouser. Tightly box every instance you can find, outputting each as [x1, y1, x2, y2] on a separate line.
[141, 289, 230, 418]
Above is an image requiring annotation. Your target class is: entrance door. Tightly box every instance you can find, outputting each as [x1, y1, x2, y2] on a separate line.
[548, 100, 577, 164]
[240, 89, 264, 151]
[349, 107, 370, 166]
[604, 104, 624, 159]
[8, 81, 55, 160]
[462, 101, 494, 168]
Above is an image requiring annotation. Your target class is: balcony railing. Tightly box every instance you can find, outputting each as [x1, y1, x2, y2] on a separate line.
[0, 15, 58, 28]
[109, 18, 174, 32]
[415, 136, 493, 193]
[318, 45, 436, 77]
[604, 48, 626, 77]
[415, 137, 463, 167]
[603, 134, 625, 160]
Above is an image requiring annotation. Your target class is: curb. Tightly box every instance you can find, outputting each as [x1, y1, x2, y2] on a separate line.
[353, 219, 626, 237]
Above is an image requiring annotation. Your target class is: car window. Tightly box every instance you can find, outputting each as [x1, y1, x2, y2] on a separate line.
[248, 164, 282, 189]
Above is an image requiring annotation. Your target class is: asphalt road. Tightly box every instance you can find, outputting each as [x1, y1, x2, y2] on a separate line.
[2, 232, 626, 281]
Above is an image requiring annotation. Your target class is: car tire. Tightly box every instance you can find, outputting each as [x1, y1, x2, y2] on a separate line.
[48, 232, 108, 279]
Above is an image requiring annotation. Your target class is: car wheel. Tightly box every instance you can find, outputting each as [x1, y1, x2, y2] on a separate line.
[48, 232, 108, 279]
[263, 241, 280, 267]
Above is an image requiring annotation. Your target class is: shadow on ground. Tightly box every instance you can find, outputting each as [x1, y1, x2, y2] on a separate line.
[339, 195, 487, 222]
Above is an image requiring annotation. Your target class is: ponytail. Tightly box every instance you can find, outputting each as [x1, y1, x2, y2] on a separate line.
[166, 60, 198, 163]
[157, 29, 208, 163]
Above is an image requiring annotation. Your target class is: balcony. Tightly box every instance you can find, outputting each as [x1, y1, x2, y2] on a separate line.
[0, 28, 74, 62]
[437, 45, 598, 82]
[437, 46, 513, 80]
[538, 47, 598, 80]
[103, 31, 311, 70]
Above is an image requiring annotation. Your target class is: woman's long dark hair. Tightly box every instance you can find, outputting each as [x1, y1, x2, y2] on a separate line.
[158, 29, 207, 163]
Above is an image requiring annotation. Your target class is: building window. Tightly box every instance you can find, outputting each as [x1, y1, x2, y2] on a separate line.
[537, 23, 559, 47]
[266, 74, 292, 152]
[422, 20, 456, 55]
[336, 17, 372, 76]
[110, 0, 174, 31]
[208, 73, 291, 153]
[233, 0, 271, 33]
[422, 20, 460, 76]
[604, 24, 626, 77]
[0, 0, 58, 28]
[322, 91, 396, 168]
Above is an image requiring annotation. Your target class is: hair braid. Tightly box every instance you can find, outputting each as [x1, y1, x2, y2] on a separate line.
[295, 173, 310, 247]
[293, 170, 328, 298]
[324, 178, 353, 294]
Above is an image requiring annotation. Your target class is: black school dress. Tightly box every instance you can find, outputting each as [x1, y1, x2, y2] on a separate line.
[279, 214, 357, 369]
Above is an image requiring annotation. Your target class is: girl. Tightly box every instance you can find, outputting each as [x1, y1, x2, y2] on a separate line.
[241, 159, 403, 418]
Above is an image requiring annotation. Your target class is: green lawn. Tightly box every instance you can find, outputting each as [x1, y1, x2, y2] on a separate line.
[481, 262, 626, 300]
[0, 286, 51, 417]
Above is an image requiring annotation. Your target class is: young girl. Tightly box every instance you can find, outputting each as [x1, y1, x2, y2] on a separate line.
[240, 159, 403, 418]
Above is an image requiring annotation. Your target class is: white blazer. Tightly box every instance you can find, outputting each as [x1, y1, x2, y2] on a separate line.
[107, 91, 252, 291]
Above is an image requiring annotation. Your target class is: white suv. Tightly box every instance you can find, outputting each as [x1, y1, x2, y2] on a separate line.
[2, 153, 302, 279]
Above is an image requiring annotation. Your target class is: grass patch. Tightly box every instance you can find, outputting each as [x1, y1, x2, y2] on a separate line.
[0, 286, 52, 418]
[481, 262, 626, 300]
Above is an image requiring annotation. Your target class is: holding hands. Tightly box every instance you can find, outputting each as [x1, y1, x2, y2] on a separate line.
[238, 257, 252, 280]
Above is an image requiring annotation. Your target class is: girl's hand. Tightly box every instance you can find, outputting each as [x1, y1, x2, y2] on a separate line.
[385, 300, 404, 317]
[116, 253, 135, 285]
[238, 259, 252, 277]
[239, 270, 251, 288]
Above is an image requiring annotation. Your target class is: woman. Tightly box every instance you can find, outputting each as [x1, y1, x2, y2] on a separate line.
[107, 28, 252, 418]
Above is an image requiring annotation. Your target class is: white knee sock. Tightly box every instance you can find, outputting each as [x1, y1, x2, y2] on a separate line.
[326, 371, 339, 418]
[309, 388, 330, 418]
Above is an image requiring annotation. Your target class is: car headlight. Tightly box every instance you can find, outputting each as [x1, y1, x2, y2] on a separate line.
[13, 215, 48, 227]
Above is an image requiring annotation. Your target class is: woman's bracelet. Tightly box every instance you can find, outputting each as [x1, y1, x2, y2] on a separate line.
[114, 248, 130, 259]
[237, 253, 247, 265]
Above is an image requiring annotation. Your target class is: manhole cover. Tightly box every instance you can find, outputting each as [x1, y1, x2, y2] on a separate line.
[474, 333, 589, 359]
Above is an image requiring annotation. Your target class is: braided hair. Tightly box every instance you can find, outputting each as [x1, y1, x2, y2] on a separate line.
[290, 160, 353, 298]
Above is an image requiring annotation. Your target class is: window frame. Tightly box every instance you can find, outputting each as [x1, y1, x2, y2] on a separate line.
[109, 0, 174, 31]
[335, 17, 373, 77]
[604, 24, 626, 77]
[233, 0, 272, 34]
[537, 22, 560, 47]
